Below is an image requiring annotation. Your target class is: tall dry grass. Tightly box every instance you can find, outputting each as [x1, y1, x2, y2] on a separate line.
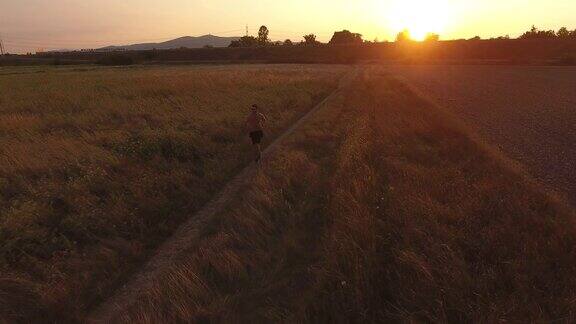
[0, 64, 346, 322]
[111, 68, 576, 323]
[107, 71, 357, 323]
[306, 72, 576, 322]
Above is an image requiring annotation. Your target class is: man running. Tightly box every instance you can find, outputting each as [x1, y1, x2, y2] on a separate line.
[245, 104, 267, 162]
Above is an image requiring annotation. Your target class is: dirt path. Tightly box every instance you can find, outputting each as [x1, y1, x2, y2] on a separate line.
[87, 68, 358, 323]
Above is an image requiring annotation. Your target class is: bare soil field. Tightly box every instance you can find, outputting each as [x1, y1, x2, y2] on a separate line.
[388, 65, 576, 206]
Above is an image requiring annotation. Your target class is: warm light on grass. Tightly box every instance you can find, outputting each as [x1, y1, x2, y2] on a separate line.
[107, 68, 576, 323]
[0, 64, 346, 322]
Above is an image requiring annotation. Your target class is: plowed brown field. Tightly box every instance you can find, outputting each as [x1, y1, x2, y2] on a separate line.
[389, 65, 576, 206]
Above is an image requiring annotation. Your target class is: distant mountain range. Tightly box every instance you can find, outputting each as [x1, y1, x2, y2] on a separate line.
[98, 34, 241, 51]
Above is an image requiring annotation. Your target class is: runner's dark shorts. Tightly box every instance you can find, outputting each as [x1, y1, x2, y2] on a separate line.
[249, 130, 264, 145]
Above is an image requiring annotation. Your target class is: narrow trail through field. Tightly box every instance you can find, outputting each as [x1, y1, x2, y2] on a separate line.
[87, 67, 359, 323]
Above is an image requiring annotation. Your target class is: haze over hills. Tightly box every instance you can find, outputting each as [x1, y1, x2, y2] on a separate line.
[98, 34, 241, 51]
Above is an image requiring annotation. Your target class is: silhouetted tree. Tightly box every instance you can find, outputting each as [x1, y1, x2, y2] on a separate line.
[283, 39, 293, 46]
[229, 36, 259, 48]
[258, 26, 270, 46]
[258, 26, 270, 45]
[523, 25, 539, 38]
[303, 34, 319, 46]
[557, 27, 571, 38]
[468, 36, 481, 41]
[519, 25, 557, 39]
[329, 30, 363, 45]
[424, 33, 440, 42]
[395, 29, 412, 42]
[243, 36, 259, 46]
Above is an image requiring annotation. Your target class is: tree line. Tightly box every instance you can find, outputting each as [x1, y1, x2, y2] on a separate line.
[228, 25, 576, 48]
[229, 26, 372, 48]
[229, 26, 322, 47]
[518, 26, 576, 40]
[229, 27, 398, 48]
[395, 30, 440, 42]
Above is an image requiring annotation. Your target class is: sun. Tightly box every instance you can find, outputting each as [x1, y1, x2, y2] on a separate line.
[384, 0, 452, 41]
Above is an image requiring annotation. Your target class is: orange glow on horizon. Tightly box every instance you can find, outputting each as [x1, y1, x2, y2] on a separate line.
[376, 0, 452, 41]
[2, 0, 576, 53]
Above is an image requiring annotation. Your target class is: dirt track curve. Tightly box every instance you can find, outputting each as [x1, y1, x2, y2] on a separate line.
[87, 67, 358, 323]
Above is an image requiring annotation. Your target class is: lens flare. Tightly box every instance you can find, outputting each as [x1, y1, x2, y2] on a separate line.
[383, 0, 452, 41]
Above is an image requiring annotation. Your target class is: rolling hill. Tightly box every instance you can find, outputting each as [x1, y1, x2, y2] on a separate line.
[98, 34, 240, 51]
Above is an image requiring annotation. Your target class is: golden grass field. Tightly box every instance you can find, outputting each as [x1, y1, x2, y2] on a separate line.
[1, 64, 576, 323]
[103, 67, 576, 323]
[0, 64, 346, 322]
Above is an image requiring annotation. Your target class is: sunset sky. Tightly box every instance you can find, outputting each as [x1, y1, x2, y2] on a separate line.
[1, 0, 574, 53]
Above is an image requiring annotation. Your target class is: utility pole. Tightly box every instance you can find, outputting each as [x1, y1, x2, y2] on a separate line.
[245, 25, 249, 37]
